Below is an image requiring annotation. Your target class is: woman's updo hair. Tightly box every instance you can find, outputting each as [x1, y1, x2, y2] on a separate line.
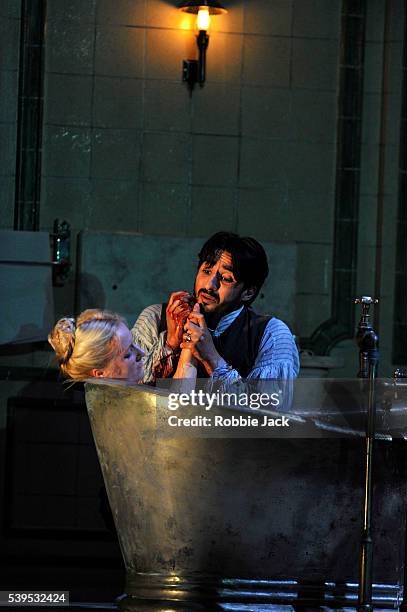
[48, 309, 126, 381]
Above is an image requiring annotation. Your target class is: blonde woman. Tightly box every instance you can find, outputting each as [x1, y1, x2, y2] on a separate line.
[49, 308, 197, 384]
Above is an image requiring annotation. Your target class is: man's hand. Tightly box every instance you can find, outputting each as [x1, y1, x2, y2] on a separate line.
[166, 291, 194, 351]
[181, 304, 227, 375]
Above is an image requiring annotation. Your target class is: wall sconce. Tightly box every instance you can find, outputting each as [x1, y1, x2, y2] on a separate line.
[177, 0, 227, 91]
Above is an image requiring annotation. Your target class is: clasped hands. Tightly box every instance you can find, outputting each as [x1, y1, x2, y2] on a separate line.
[165, 291, 226, 376]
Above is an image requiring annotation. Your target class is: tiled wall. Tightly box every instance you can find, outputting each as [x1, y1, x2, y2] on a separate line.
[0, 0, 20, 227]
[331, 0, 405, 375]
[393, 3, 407, 366]
[0, 0, 405, 375]
[39, 0, 340, 335]
[6, 399, 107, 533]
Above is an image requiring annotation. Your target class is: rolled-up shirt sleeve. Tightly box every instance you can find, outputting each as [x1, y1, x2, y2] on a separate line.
[210, 318, 299, 410]
[132, 304, 176, 384]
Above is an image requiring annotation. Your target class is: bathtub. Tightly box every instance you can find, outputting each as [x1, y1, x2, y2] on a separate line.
[85, 379, 405, 608]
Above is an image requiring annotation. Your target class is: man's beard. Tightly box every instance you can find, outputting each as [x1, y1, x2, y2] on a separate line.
[194, 289, 220, 325]
[196, 290, 219, 307]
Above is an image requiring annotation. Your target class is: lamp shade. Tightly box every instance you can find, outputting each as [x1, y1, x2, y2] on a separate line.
[177, 0, 227, 15]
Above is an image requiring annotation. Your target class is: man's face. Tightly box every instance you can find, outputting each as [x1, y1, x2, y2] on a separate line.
[194, 251, 248, 319]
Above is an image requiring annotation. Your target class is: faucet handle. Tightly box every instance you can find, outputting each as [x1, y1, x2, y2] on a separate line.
[354, 296, 379, 305]
[394, 368, 407, 379]
[354, 296, 379, 318]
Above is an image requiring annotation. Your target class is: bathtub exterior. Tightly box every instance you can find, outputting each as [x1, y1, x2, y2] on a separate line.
[85, 380, 405, 603]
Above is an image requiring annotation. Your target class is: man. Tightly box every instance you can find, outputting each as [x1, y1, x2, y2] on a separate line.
[132, 232, 299, 385]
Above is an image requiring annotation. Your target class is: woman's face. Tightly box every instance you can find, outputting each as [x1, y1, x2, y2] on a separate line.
[102, 323, 145, 383]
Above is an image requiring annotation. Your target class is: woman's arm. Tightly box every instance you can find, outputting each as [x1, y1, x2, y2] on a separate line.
[173, 348, 198, 380]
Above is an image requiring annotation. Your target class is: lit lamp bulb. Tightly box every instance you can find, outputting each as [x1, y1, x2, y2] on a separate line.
[197, 7, 210, 31]
[178, 0, 227, 89]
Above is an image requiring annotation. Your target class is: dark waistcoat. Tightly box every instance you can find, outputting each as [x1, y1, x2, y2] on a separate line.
[158, 304, 272, 378]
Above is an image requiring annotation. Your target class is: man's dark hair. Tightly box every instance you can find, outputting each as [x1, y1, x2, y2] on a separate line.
[197, 231, 269, 305]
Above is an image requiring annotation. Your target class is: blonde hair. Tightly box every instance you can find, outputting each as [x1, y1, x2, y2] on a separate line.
[48, 309, 126, 381]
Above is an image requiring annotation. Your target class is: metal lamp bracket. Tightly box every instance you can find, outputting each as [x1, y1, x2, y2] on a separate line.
[183, 59, 199, 89]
